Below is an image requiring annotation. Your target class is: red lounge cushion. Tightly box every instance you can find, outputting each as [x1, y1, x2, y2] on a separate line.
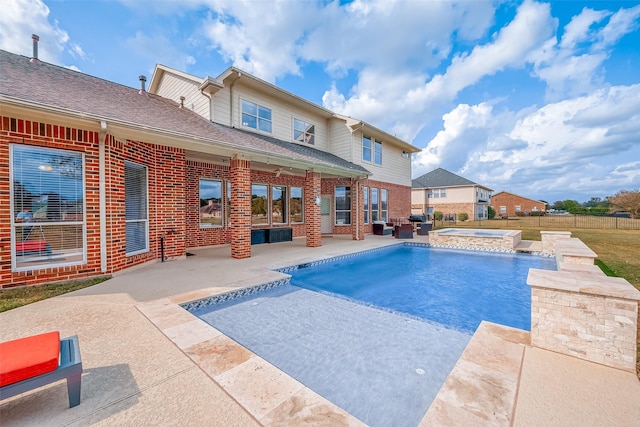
[0, 331, 60, 387]
[16, 241, 48, 252]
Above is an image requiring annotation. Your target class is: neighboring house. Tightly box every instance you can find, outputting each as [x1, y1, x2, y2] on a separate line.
[491, 191, 546, 217]
[411, 168, 492, 220]
[0, 42, 419, 288]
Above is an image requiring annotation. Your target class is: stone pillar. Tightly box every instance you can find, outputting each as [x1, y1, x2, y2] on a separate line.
[527, 268, 640, 372]
[230, 157, 251, 259]
[540, 230, 571, 255]
[305, 171, 321, 247]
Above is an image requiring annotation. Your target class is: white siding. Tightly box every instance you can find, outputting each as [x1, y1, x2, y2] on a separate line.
[154, 73, 209, 119]
[341, 130, 412, 186]
[327, 119, 352, 161]
[211, 88, 231, 126]
[224, 84, 330, 151]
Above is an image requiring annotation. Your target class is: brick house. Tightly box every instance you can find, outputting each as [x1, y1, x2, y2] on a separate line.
[0, 45, 419, 288]
[411, 168, 492, 220]
[491, 191, 546, 217]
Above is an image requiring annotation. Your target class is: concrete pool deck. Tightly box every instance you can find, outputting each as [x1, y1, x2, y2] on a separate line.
[1, 235, 639, 426]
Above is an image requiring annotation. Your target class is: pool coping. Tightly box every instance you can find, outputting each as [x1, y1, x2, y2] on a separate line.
[136, 243, 551, 426]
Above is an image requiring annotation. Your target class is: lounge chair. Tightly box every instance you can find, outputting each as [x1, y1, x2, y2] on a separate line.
[0, 332, 82, 408]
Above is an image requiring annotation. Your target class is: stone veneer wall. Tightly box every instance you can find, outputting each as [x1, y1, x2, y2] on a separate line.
[540, 230, 571, 255]
[429, 230, 521, 251]
[528, 237, 640, 372]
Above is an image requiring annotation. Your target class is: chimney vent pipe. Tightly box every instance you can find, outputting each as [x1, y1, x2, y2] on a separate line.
[30, 34, 40, 63]
[179, 96, 185, 109]
[139, 75, 147, 94]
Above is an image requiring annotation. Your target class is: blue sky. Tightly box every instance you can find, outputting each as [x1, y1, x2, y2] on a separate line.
[2, 0, 639, 204]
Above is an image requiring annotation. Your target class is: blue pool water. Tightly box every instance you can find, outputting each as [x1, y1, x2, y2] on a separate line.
[191, 245, 556, 427]
[289, 245, 557, 333]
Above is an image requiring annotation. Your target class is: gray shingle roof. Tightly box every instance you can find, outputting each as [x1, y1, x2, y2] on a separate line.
[412, 168, 478, 188]
[0, 49, 369, 176]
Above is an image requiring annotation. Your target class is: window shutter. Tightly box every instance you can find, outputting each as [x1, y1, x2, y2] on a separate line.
[125, 162, 148, 254]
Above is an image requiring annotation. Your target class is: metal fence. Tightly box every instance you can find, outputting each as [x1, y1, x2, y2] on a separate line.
[434, 214, 640, 230]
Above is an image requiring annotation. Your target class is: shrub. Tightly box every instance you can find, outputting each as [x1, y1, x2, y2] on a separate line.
[458, 212, 469, 221]
[488, 206, 496, 219]
[434, 211, 443, 221]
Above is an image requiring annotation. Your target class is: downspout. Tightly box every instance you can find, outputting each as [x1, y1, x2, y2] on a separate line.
[229, 71, 241, 127]
[354, 178, 359, 240]
[99, 121, 107, 273]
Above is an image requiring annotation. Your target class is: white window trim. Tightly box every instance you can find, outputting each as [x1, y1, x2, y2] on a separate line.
[125, 161, 149, 257]
[251, 183, 270, 226]
[10, 144, 87, 272]
[199, 178, 224, 229]
[241, 98, 272, 134]
[290, 186, 304, 224]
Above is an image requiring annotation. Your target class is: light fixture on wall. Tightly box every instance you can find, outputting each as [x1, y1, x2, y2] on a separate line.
[315, 196, 321, 206]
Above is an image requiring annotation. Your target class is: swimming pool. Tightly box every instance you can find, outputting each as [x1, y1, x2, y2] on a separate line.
[189, 244, 556, 426]
[288, 244, 556, 332]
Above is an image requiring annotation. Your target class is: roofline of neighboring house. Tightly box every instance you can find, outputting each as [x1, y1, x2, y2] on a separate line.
[412, 183, 493, 191]
[148, 64, 420, 154]
[1, 96, 370, 179]
[492, 191, 546, 205]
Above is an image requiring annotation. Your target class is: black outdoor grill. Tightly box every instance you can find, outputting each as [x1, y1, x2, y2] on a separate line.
[408, 214, 426, 224]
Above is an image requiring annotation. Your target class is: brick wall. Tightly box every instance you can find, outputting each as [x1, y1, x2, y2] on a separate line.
[491, 193, 545, 216]
[0, 114, 187, 288]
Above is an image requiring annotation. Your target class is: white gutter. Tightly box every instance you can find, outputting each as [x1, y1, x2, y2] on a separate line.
[99, 121, 107, 273]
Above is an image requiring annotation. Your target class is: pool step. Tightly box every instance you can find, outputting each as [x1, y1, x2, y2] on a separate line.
[515, 240, 542, 253]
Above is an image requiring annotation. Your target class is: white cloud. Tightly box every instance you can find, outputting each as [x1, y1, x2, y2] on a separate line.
[0, 0, 70, 64]
[414, 83, 640, 200]
[321, 0, 554, 141]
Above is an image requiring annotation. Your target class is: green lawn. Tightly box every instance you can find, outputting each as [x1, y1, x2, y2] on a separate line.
[0, 277, 110, 313]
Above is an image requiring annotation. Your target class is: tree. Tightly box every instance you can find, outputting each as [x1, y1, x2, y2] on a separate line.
[608, 190, 640, 218]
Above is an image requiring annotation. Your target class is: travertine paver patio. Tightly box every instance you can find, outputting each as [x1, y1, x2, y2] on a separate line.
[1, 234, 639, 426]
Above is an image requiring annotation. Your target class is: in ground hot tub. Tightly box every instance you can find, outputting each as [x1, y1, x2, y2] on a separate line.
[429, 228, 521, 251]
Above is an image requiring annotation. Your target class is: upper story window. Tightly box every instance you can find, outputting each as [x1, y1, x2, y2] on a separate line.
[374, 140, 382, 165]
[293, 118, 315, 144]
[242, 100, 272, 133]
[362, 136, 383, 165]
[362, 136, 372, 162]
[428, 188, 446, 198]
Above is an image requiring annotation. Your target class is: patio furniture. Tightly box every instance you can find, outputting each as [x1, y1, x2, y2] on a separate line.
[395, 224, 413, 239]
[372, 221, 393, 236]
[0, 332, 83, 408]
[417, 222, 432, 236]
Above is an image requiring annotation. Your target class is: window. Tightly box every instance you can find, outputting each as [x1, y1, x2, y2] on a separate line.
[335, 186, 351, 225]
[11, 144, 85, 270]
[371, 188, 379, 222]
[290, 187, 303, 223]
[199, 179, 223, 227]
[125, 161, 148, 255]
[500, 206, 507, 214]
[440, 188, 446, 198]
[272, 185, 287, 224]
[380, 189, 388, 222]
[293, 118, 315, 144]
[363, 186, 369, 224]
[516, 205, 521, 213]
[242, 100, 272, 133]
[374, 140, 382, 165]
[428, 188, 446, 198]
[251, 184, 269, 225]
[362, 136, 372, 162]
